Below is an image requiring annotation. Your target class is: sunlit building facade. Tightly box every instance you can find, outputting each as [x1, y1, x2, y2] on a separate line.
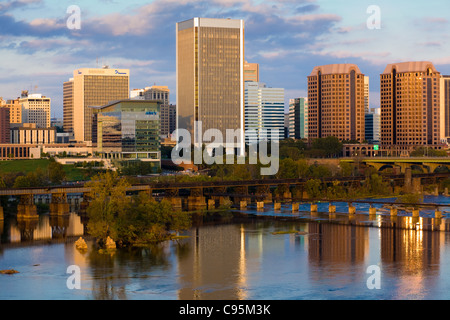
[70, 67, 129, 143]
[380, 61, 442, 154]
[63, 79, 74, 134]
[307, 64, 366, 143]
[176, 17, 245, 155]
[244, 61, 259, 83]
[19, 92, 51, 129]
[440, 75, 450, 143]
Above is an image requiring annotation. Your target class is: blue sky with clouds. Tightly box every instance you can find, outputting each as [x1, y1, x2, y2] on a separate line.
[1, 0, 450, 118]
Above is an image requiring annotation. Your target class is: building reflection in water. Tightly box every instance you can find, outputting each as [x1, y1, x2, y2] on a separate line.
[177, 224, 246, 300]
[5, 213, 84, 243]
[380, 216, 442, 299]
[307, 223, 369, 287]
[176, 221, 308, 300]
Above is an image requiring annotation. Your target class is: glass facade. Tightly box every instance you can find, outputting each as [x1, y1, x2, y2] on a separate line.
[245, 82, 285, 143]
[92, 100, 161, 166]
[63, 79, 74, 134]
[289, 98, 308, 140]
[177, 18, 244, 154]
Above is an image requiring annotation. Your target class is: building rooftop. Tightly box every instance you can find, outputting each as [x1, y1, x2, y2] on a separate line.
[382, 61, 439, 74]
[90, 99, 162, 111]
[309, 64, 362, 76]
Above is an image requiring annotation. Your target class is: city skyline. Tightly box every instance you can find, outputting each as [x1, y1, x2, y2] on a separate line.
[1, 0, 450, 118]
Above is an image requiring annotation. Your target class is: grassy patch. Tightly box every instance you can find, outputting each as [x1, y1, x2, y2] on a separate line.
[63, 165, 86, 182]
[0, 159, 87, 182]
[0, 159, 50, 174]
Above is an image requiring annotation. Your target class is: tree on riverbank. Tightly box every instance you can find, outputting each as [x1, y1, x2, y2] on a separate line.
[86, 171, 191, 248]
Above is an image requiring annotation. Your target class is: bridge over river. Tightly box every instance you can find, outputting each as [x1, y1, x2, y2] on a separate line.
[0, 171, 449, 220]
[340, 157, 450, 174]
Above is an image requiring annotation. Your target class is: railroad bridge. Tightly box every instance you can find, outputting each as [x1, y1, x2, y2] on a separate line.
[0, 171, 449, 219]
[340, 157, 450, 174]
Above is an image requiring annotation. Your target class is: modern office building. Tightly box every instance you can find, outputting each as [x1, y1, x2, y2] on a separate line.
[4, 98, 22, 125]
[144, 86, 174, 138]
[289, 97, 308, 140]
[91, 100, 161, 171]
[244, 61, 259, 83]
[160, 104, 176, 138]
[63, 78, 74, 134]
[244, 82, 285, 143]
[440, 75, 450, 143]
[307, 64, 366, 142]
[131, 86, 176, 138]
[10, 123, 57, 145]
[176, 17, 245, 155]
[365, 107, 381, 144]
[130, 88, 146, 100]
[69, 67, 129, 143]
[364, 76, 370, 112]
[380, 61, 442, 153]
[0, 106, 10, 143]
[19, 91, 51, 128]
[143, 86, 170, 103]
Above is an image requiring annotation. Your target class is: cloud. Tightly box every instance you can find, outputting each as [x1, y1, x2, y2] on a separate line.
[296, 4, 320, 13]
[0, 0, 42, 13]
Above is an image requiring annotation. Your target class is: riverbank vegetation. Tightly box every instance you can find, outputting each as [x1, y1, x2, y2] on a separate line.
[85, 171, 191, 249]
[0, 158, 105, 188]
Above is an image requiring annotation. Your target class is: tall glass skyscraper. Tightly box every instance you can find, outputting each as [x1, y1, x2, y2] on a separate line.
[176, 17, 245, 155]
[245, 82, 285, 143]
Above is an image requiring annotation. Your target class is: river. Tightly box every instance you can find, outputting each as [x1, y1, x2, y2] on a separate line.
[2, 196, 450, 300]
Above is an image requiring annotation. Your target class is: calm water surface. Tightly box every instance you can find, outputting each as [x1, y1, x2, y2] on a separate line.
[2, 196, 450, 300]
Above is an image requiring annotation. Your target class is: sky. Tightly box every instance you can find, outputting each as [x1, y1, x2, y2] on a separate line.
[1, 0, 450, 118]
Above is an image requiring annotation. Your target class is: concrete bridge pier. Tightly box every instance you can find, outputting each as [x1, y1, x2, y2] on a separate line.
[170, 197, 183, 210]
[310, 203, 318, 213]
[369, 206, 377, 216]
[17, 194, 37, 219]
[0, 206, 3, 221]
[390, 207, 398, 217]
[187, 196, 207, 211]
[50, 193, 70, 216]
[292, 203, 300, 212]
[329, 204, 336, 214]
[79, 192, 91, 213]
[257, 202, 264, 210]
[435, 210, 443, 219]
[239, 201, 248, 210]
[348, 203, 356, 215]
[412, 178, 422, 194]
[274, 202, 281, 211]
[208, 199, 216, 210]
[165, 189, 183, 211]
[412, 209, 420, 218]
